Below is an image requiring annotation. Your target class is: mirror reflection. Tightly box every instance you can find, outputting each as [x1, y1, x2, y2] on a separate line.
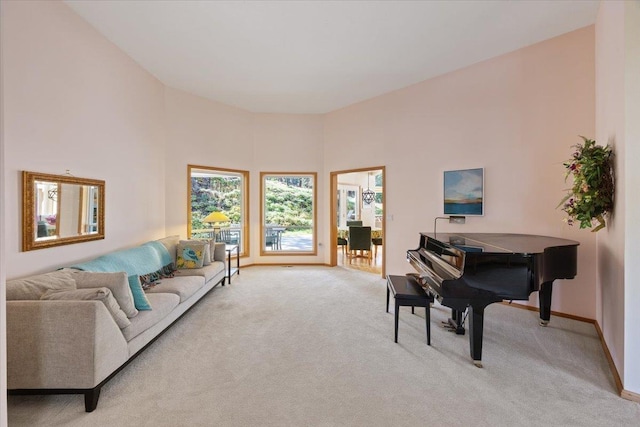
[23, 171, 105, 251]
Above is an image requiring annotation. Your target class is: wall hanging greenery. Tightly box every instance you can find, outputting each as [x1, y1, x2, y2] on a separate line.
[559, 136, 614, 232]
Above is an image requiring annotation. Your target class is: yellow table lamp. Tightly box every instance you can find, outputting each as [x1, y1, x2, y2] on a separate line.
[203, 211, 230, 235]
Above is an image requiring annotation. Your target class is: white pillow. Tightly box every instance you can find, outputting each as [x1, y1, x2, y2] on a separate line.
[71, 270, 138, 318]
[41, 287, 131, 329]
[6, 271, 76, 300]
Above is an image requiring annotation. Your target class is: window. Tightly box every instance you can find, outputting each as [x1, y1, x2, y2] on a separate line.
[188, 165, 249, 256]
[261, 172, 317, 255]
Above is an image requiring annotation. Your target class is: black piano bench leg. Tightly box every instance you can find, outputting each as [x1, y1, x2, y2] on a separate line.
[394, 300, 399, 343]
[386, 287, 390, 313]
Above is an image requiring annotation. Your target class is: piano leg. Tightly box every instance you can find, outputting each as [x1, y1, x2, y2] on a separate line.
[468, 304, 485, 368]
[539, 281, 553, 326]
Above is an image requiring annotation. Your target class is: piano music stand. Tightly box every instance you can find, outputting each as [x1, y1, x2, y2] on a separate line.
[386, 275, 434, 345]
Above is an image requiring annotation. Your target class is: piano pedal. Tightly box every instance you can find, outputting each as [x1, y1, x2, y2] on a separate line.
[441, 321, 458, 332]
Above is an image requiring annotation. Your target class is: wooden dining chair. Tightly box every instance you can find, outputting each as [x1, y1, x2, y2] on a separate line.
[348, 226, 372, 264]
[372, 237, 383, 259]
[337, 236, 348, 255]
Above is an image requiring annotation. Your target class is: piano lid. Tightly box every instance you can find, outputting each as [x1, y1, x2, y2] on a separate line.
[423, 233, 579, 255]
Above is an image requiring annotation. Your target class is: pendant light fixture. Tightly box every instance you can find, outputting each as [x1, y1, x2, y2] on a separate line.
[362, 172, 375, 205]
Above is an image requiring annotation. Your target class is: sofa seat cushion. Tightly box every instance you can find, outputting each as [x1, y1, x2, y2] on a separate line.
[172, 261, 224, 283]
[121, 293, 180, 342]
[145, 276, 205, 303]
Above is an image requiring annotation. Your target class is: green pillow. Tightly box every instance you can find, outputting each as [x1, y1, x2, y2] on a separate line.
[127, 275, 152, 310]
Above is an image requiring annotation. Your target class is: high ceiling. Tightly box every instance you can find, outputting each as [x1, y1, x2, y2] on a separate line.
[65, 0, 600, 114]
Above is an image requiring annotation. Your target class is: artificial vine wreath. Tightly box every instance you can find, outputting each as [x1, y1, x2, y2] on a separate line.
[559, 136, 614, 232]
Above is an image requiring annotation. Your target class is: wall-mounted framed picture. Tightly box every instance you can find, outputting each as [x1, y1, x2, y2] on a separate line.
[443, 168, 484, 216]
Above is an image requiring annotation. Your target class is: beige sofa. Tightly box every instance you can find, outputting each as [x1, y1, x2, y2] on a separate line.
[6, 236, 227, 411]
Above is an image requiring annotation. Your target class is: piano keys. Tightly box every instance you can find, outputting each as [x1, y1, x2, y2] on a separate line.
[407, 232, 578, 367]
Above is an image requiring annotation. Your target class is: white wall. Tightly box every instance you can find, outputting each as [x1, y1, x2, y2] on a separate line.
[324, 27, 597, 319]
[2, 1, 167, 279]
[623, 0, 640, 397]
[251, 114, 325, 262]
[164, 88, 325, 264]
[1, 0, 7, 421]
[595, 0, 640, 398]
[595, 0, 627, 383]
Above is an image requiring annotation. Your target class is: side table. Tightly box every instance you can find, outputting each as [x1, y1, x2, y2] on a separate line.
[224, 244, 240, 285]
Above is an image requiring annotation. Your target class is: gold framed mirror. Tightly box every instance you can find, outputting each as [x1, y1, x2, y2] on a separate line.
[22, 171, 105, 251]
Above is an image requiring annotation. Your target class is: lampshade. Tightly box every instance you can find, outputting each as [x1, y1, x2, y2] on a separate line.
[203, 211, 230, 223]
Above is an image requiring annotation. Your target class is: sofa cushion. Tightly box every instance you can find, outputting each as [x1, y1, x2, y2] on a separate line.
[70, 271, 138, 318]
[156, 235, 180, 266]
[6, 271, 76, 300]
[128, 275, 152, 311]
[145, 275, 206, 303]
[41, 288, 131, 329]
[121, 293, 180, 342]
[173, 261, 225, 283]
[176, 241, 206, 269]
[213, 242, 226, 262]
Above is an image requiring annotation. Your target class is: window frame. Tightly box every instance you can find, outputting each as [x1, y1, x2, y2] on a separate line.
[260, 172, 317, 256]
[187, 164, 249, 257]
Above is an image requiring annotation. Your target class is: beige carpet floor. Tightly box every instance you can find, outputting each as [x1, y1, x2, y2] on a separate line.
[7, 266, 640, 426]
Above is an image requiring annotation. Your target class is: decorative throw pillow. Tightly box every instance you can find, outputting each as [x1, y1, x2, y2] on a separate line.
[180, 239, 212, 265]
[127, 275, 152, 310]
[71, 271, 138, 318]
[41, 287, 131, 329]
[213, 242, 226, 263]
[6, 271, 77, 300]
[155, 235, 180, 267]
[176, 241, 207, 269]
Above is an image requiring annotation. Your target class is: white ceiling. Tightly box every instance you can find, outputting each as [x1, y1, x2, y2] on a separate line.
[65, 0, 600, 114]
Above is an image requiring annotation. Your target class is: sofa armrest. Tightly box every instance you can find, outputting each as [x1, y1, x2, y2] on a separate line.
[213, 242, 227, 263]
[7, 300, 129, 390]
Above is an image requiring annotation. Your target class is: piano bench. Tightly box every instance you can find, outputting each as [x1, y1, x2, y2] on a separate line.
[386, 275, 434, 346]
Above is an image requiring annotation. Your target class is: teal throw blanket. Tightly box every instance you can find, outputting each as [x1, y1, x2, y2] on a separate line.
[72, 241, 173, 276]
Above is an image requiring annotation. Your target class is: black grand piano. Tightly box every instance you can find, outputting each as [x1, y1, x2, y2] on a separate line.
[407, 232, 579, 367]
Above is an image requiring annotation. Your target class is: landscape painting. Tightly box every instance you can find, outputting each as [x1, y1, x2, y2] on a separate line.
[444, 168, 484, 216]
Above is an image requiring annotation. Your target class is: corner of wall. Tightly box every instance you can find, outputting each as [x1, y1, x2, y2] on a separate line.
[0, 0, 8, 422]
